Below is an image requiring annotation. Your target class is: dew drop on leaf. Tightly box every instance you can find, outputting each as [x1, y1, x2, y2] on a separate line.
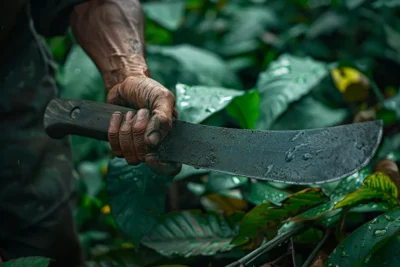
[373, 229, 387, 236]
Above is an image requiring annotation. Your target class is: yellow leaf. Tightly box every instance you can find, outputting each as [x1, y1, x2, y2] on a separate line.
[331, 67, 369, 103]
[334, 172, 399, 209]
[101, 205, 111, 214]
[202, 193, 248, 212]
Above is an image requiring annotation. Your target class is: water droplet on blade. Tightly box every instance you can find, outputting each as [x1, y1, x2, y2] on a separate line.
[263, 164, 274, 177]
[303, 153, 313, 160]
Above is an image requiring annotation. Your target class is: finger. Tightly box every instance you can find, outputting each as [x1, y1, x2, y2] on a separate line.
[132, 109, 150, 161]
[108, 112, 123, 157]
[119, 111, 139, 165]
[145, 153, 182, 176]
[144, 92, 175, 148]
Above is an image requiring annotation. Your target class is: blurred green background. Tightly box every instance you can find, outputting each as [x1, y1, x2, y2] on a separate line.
[41, 0, 400, 266]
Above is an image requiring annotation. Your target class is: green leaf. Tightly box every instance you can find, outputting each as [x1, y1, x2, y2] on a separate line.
[231, 188, 326, 248]
[245, 182, 290, 206]
[2, 257, 51, 267]
[373, 0, 400, 8]
[77, 161, 105, 198]
[325, 208, 400, 267]
[141, 210, 243, 257]
[173, 164, 209, 181]
[143, 1, 186, 31]
[147, 45, 241, 89]
[366, 235, 400, 266]
[334, 172, 399, 210]
[382, 90, 400, 122]
[330, 167, 372, 200]
[306, 11, 348, 39]
[220, 6, 279, 56]
[226, 90, 260, 129]
[255, 54, 332, 130]
[60, 45, 109, 162]
[106, 158, 174, 246]
[175, 84, 244, 124]
[270, 94, 349, 130]
[61, 45, 105, 102]
[377, 133, 400, 162]
[205, 172, 248, 193]
[290, 200, 339, 222]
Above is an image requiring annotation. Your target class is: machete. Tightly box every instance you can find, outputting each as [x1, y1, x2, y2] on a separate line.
[44, 99, 383, 185]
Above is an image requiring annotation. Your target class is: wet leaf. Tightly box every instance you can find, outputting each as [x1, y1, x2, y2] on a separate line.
[330, 167, 372, 200]
[306, 10, 348, 39]
[231, 188, 326, 249]
[246, 182, 290, 206]
[225, 90, 260, 129]
[141, 210, 243, 257]
[175, 84, 244, 124]
[291, 200, 339, 222]
[325, 208, 400, 267]
[2, 257, 51, 267]
[334, 172, 399, 210]
[106, 158, 174, 246]
[205, 172, 248, 193]
[366, 235, 400, 266]
[143, 1, 186, 31]
[256, 54, 329, 129]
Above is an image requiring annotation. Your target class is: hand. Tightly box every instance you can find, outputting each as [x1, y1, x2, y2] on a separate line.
[106, 75, 181, 176]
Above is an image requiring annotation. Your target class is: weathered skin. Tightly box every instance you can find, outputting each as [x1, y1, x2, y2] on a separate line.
[70, 0, 181, 176]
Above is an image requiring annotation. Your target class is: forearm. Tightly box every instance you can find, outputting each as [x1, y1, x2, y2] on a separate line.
[70, 0, 148, 90]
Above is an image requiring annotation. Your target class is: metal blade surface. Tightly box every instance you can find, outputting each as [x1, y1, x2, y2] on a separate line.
[158, 120, 383, 184]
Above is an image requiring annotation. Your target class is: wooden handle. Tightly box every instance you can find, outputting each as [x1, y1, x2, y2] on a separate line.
[44, 99, 136, 141]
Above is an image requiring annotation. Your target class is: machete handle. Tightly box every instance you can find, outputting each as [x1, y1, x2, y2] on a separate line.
[44, 98, 137, 141]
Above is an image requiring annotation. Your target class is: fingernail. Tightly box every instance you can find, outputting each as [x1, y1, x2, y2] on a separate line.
[111, 112, 122, 125]
[148, 131, 160, 146]
[125, 111, 133, 122]
[137, 109, 148, 121]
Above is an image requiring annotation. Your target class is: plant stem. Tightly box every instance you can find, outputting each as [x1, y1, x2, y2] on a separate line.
[225, 224, 305, 267]
[301, 229, 331, 267]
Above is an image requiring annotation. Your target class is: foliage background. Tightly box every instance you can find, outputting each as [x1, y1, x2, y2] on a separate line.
[17, 0, 400, 266]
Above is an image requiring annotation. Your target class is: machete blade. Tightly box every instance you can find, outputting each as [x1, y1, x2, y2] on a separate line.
[158, 120, 383, 184]
[44, 99, 383, 185]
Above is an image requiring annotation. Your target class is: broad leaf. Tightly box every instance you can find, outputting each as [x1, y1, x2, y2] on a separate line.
[147, 45, 241, 89]
[246, 182, 290, 206]
[334, 172, 399, 209]
[373, 0, 400, 8]
[201, 194, 249, 213]
[325, 208, 400, 267]
[255, 54, 332, 130]
[225, 90, 260, 129]
[205, 172, 248, 193]
[2, 257, 50, 267]
[231, 188, 326, 248]
[141, 211, 244, 257]
[106, 158, 174, 246]
[306, 11, 348, 39]
[143, 1, 186, 31]
[330, 167, 372, 199]
[60, 45, 110, 162]
[366, 235, 400, 266]
[173, 164, 209, 181]
[220, 6, 279, 56]
[175, 84, 244, 124]
[270, 95, 349, 130]
[290, 201, 339, 222]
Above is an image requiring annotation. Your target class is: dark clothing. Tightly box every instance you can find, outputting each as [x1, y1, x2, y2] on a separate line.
[0, 1, 85, 266]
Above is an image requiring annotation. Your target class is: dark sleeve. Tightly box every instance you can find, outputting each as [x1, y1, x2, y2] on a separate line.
[30, 0, 86, 37]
